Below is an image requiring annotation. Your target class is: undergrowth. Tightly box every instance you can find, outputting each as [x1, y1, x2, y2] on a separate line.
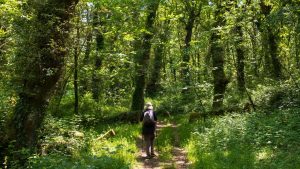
[177, 109, 300, 169]
[28, 115, 140, 169]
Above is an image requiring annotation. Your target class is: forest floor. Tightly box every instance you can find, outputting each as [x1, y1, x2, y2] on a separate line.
[25, 109, 300, 169]
[134, 121, 189, 169]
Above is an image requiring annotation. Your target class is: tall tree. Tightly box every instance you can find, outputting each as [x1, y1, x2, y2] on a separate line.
[74, 14, 80, 114]
[181, 1, 201, 92]
[131, 0, 160, 113]
[234, 1, 251, 93]
[210, 1, 229, 114]
[235, 22, 245, 92]
[92, 9, 105, 101]
[4, 0, 79, 166]
[146, 20, 170, 97]
[260, 0, 282, 79]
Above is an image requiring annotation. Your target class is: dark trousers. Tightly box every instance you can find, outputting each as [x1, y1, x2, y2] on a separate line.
[143, 133, 155, 156]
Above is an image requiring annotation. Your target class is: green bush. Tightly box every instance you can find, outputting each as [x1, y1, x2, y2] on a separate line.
[31, 116, 139, 169]
[254, 83, 300, 110]
[185, 109, 300, 169]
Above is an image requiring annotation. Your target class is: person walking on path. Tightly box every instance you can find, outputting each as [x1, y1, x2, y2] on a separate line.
[140, 102, 157, 158]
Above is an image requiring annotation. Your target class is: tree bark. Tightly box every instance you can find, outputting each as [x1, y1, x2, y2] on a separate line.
[83, 10, 93, 65]
[210, 4, 228, 115]
[260, 1, 282, 79]
[250, 20, 260, 77]
[81, 10, 93, 93]
[74, 17, 80, 114]
[268, 28, 282, 79]
[235, 24, 245, 93]
[146, 21, 169, 97]
[92, 11, 104, 101]
[5, 0, 79, 166]
[234, 1, 250, 92]
[182, 9, 196, 89]
[131, 1, 159, 113]
[296, 34, 300, 69]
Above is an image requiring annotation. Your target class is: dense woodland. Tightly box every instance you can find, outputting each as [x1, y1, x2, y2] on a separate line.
[1, 0, 300, 168]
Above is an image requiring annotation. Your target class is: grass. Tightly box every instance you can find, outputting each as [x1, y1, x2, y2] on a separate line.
[173, 109, 300, 169]
[28, 115, 140, 169]
[26, 105, 300, 169]
[156, 126, 174, 161]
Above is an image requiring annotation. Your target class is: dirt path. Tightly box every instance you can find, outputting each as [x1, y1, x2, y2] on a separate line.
[133, 121, 189, 169]
[170, 123, 189, 169]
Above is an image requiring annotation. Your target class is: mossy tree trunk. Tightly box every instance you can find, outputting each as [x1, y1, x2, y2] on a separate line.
[268, 28, 282, 79]
[235, 24, 245, 93]
[181, 8, 196, 90]
[234, 1, 250, 93]
[92, 10, 104, 101]
[131, 0, 160, 113]
[260, 1, 282, 79]
[146, 21, 169, 97]
[210, 3, 228, 115]
[181, 2, 202, 103]
[5, 0, 79, 166]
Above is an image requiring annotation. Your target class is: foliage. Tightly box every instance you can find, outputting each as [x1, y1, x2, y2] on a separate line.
[182, 110, 300, 169]
[254, 82, 300, 110]
[1, 0, 300, 167]
[26, 115, 140, 169]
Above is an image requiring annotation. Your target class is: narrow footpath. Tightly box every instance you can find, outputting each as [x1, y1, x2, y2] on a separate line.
[133, 121, 189, 169]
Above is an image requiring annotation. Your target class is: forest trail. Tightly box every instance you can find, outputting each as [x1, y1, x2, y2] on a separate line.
[170, 123, 189, 169]
[133, 121, 189, 169]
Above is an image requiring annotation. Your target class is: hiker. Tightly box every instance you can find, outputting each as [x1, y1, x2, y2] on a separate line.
[140, 102, 157, 158]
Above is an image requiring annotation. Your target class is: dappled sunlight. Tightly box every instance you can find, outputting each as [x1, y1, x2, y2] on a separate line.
[255, 147, 274, 162]
[1, 0, 300, 168]
[178, 109, 300, 169]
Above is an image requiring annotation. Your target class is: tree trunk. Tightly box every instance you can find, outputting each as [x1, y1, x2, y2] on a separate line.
[235, 24, 245, 93]
[145, 43, 164, 97]
[181, 9, 195, 89]
[296, 34, 300, 69]
[260, 1, 282, 79]
[146, 21, 169, 97]
[81, 9, 93, 94]
[268, 28, 282, 79]
[5, 0, 79, 166]
[92, 12, 104, 101]
[234, 0, 249, 93]
[262, 32, 272, 75]
[250, 20, 260, 77]
[83, 10, 93, 65]
[296, 11, 300, 69]
[74, 18, 80, 115]
[211, 5, 228, 115]
[131, 1, 159, 113]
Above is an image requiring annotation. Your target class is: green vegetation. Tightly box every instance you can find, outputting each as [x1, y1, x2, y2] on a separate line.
[184, 109, 300, 169]
[27, 114, 140, 169]
[1, 0, 300, 168]
[12, 105, 300, 169]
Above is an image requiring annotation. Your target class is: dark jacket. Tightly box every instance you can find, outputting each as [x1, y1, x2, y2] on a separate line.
[140, 109, 157, 135]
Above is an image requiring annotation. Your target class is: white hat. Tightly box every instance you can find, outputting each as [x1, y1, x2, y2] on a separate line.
[145, 102, 153, 110]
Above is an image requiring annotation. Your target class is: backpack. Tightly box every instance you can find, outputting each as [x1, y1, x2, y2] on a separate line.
[143, 110, 155, 125]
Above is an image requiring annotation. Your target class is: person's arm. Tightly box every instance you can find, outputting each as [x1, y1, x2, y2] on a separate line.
[140, 111, 144, 122]
[153, 111, 158, 121]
